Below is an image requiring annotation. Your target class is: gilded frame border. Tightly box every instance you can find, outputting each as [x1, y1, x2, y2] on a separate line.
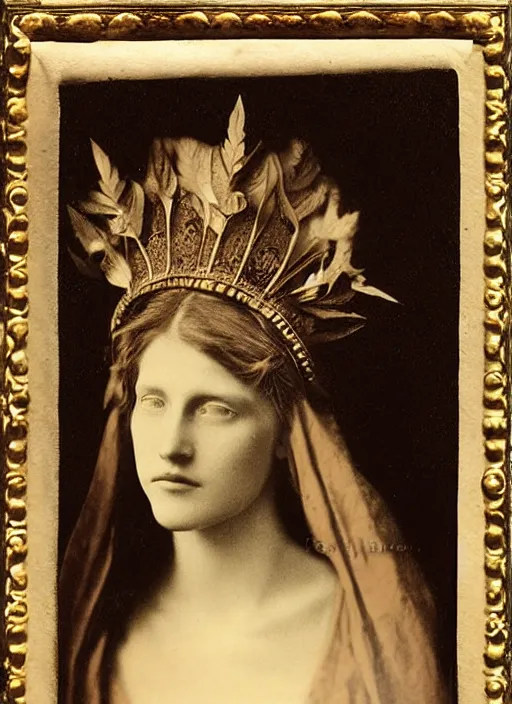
[1, 4, 510, 703]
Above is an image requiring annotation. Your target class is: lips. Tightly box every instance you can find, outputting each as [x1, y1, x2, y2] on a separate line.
[152, 472, 201, 487]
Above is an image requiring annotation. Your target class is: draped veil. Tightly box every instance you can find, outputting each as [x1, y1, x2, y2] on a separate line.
[60, 392, 448, 704]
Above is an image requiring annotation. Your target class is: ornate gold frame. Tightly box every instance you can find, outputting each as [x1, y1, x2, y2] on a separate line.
[1, 3, 510, 703]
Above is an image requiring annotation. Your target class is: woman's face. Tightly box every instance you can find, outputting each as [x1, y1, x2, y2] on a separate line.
[130, 330, 282, 531]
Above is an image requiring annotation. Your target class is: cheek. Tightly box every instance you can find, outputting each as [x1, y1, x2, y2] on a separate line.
[214, 422, 277, 485]
[130, 413, 158, 465]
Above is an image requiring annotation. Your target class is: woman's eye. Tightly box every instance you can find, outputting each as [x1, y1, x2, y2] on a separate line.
[196, 403, 236, 420]
[139, 395, 165, 411]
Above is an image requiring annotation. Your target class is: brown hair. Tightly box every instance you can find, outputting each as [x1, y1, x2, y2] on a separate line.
[110, 289, 308, 426]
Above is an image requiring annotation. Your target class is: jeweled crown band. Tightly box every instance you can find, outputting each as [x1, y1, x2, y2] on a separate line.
[112, 275, 315, 381]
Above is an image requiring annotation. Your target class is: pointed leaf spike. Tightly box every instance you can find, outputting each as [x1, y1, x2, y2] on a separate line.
[90, 139, 124, 201]
[90, 139, 111, 182]
[352, 280, 399, 304]
[222, 96, 246, 179]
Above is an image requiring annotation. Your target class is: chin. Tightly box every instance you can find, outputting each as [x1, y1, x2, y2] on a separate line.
[151, 510, 204, 532]
[148, 497, 201, 531]
[148, 495, 250, 533]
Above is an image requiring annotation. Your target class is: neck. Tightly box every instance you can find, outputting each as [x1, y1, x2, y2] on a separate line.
[159, 479, 298, 616]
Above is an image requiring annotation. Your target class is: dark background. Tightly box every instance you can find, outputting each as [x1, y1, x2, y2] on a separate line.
[59, 72, 459, 694]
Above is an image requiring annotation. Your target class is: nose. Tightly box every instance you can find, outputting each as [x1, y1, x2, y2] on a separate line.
[158, 412, 194, 465]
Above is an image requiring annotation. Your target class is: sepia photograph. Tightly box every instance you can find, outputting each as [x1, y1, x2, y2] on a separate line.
[1, 11, 509, 704]
[57, 72, 458, 703]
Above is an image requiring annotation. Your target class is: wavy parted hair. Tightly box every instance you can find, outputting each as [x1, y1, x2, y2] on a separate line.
[109, 289, 314, 424]
[67, 290, 326, 701]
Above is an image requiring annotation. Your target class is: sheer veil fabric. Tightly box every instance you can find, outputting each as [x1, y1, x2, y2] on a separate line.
[60, 398, 447, 704]
[289, 401, 447, 704]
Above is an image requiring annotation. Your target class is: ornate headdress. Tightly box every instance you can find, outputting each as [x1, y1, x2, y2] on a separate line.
[68, 97, 394, 380]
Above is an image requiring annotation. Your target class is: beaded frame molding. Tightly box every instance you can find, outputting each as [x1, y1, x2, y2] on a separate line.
[0, 3, 510, 704]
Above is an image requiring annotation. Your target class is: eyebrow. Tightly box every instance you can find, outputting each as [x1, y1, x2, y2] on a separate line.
[134, 384, 166, 396]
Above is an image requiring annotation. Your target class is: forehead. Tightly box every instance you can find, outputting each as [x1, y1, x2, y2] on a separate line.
[136, 331, 254, 399]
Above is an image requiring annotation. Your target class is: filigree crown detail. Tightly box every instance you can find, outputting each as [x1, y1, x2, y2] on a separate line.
[67, 96, 394, 381]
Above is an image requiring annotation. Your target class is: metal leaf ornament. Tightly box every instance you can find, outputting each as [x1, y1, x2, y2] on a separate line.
[91, 139, 125, 202]
[144, 138, 178, 275]
[221, 95, 246, 179]
[351, 276, 399, 303]
[279, 139, 328, 222]
[211, 96, 247, 217]
[232, 154, 281, 285]
[79, 140, 152, 279]
[172, 97, 248, 271]
[275, 167, 397, 335]
[66, 97, 397, 367]
[173, 137, 219, 232]
[66, 205, 132, 289]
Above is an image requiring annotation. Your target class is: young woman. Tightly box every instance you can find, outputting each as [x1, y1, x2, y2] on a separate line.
[61, 98, 448, 704]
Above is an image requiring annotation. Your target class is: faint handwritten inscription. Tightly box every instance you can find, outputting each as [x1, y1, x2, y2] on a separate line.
[367, 541, 418, 553]
[306, 537, 419, 556]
